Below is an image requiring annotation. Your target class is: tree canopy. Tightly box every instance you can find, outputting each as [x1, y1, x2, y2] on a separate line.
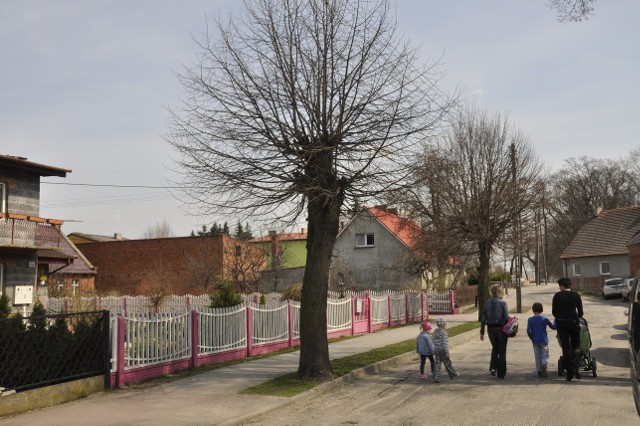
[167, 0, 454, 379]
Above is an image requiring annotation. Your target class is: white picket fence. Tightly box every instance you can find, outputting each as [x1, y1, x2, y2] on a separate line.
[104, 289, 445, 387]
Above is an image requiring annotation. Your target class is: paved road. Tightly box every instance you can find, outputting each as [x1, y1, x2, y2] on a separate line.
[1, 284, 636, 425]
[249, 285, 637, 425]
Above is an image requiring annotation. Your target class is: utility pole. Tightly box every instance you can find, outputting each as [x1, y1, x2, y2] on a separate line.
[511, 143, 522, 313]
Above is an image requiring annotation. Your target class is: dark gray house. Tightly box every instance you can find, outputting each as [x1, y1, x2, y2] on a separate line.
[0, 154, 71, 312]
[560, 206, 640, 289]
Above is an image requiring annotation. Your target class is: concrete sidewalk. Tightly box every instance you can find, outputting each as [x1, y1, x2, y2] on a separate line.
[0, 283, 546, 426]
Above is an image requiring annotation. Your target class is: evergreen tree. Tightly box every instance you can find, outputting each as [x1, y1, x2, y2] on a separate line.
[243, 222, 253, 240]
[235, 221, 244, 240]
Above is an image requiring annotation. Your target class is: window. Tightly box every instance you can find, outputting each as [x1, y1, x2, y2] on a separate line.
[600, 262, 610, 275]
[355, 233, 375, 247]
[573, 264, 581, 276]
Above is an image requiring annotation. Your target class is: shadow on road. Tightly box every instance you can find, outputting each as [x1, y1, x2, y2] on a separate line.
[590, 347, 629, 368]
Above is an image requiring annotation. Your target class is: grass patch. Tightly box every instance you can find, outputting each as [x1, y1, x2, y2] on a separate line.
[242, 321, 479, 397]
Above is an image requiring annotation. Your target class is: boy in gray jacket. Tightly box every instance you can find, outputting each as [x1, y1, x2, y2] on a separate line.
[433, 317, 459, 381]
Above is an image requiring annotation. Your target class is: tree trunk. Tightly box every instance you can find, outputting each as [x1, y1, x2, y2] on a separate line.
[298, 193, 342, 379]
[476, 240, 492, 322]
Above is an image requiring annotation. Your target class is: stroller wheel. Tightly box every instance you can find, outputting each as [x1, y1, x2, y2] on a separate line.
[592, 357, 597, 377]
[558, 356, 564, 376]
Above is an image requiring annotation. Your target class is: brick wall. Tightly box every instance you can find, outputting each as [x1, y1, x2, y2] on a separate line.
[77, 235, 263, 296]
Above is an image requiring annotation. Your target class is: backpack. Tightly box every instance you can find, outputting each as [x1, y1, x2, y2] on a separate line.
[502, 316, 518, 337]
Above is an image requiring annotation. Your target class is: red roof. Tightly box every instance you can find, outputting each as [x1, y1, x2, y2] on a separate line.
[250, 230, 308, 243]
[365, 207, 423, 249]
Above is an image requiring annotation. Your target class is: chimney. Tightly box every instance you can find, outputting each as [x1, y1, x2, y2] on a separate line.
[114, 233, 122, 240]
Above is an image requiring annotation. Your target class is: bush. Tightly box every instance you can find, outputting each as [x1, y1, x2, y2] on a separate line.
[490, 272, 512, 282]
[259, 293, 266, 305]
[210, 279, 243, 308]
[0, 294, 11, 319]
[28, 302, 47, 331]
[281, 284, 302, 302]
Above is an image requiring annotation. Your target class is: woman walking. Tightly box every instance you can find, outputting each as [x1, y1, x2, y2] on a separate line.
[480, 283, 509, 379]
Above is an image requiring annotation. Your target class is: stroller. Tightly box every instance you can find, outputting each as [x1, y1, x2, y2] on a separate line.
[557, 317, 597, 378]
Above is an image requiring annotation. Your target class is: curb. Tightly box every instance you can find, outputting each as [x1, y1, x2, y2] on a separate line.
[222, 327, 479, 426]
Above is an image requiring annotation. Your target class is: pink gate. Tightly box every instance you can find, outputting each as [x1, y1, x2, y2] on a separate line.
[352, 296, 370, 335]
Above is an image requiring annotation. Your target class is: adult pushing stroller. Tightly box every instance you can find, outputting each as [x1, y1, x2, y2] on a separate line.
[557, 317, 597, 378]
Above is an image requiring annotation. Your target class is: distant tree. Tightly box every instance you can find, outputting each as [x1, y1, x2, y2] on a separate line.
[408, 105, 543, 319]
[542, 156, 639, 276]
[142, 220, 175, 239]
[226, 239, 265, 293]
[139, 259, 171, 308]
[167, 0, 454, 379]
[547, 0, 595, 22]
[183, 239, 222, 294]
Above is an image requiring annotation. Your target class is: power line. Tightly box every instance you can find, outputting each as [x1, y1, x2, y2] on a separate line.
[42, 182, 183, 189]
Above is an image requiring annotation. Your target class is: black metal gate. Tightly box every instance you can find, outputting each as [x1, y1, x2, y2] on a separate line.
[0, 310, 110, 392]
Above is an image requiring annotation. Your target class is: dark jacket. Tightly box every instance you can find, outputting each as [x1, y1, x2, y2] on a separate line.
[552, 290, 583, 321]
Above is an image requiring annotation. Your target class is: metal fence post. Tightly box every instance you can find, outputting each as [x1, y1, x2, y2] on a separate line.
[288, 303, 294, 347]
[117, 315, 125, 389]
[246, 305, 253, 357]
[351, 296, 356, 336]
[191, 310, 199, 368]
[405, 293, 410, 323]
[102, 310, 110, 389]
[367, 294, 372, 333]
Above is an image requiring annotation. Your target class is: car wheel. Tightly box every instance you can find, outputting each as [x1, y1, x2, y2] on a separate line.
[558, 356, 564, 376]
[592, 357, 597, 377]
[602, 293, 609, 300]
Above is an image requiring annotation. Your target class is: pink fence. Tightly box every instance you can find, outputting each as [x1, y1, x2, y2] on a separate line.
[109, 292, 432, 388]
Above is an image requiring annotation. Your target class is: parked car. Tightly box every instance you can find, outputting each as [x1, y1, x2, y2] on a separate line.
[623, 278, 635, 302]
[624, 279, 640, 416]
[602, 277, 625, 299]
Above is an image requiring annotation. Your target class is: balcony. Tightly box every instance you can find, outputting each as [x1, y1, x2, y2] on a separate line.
[0, 213, 64, 250]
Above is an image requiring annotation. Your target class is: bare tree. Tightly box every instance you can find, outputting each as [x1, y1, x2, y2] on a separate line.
[167, 0, 454, 379]
[547, 0, 595, 22]
[183, 238, 222, 294]
[141, 220, 175, 239]
[225, 239, 266, 293]
[407, 105, 543, 319]
[542, 156, 639, 276]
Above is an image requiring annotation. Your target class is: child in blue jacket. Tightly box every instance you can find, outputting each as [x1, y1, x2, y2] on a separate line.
[416, 321, 435, 380]
[527, 302, 556, 378]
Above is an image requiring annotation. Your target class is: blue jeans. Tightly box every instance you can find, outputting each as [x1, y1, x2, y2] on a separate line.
[532, 343, 549, 372]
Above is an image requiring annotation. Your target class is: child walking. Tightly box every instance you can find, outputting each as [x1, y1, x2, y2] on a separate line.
[433, 317, 458, 382]
[527, 302, 556, 378]
[416, 321, 435, 380]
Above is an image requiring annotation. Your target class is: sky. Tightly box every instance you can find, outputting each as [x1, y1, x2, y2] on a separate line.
[2, 1, 638, 239]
